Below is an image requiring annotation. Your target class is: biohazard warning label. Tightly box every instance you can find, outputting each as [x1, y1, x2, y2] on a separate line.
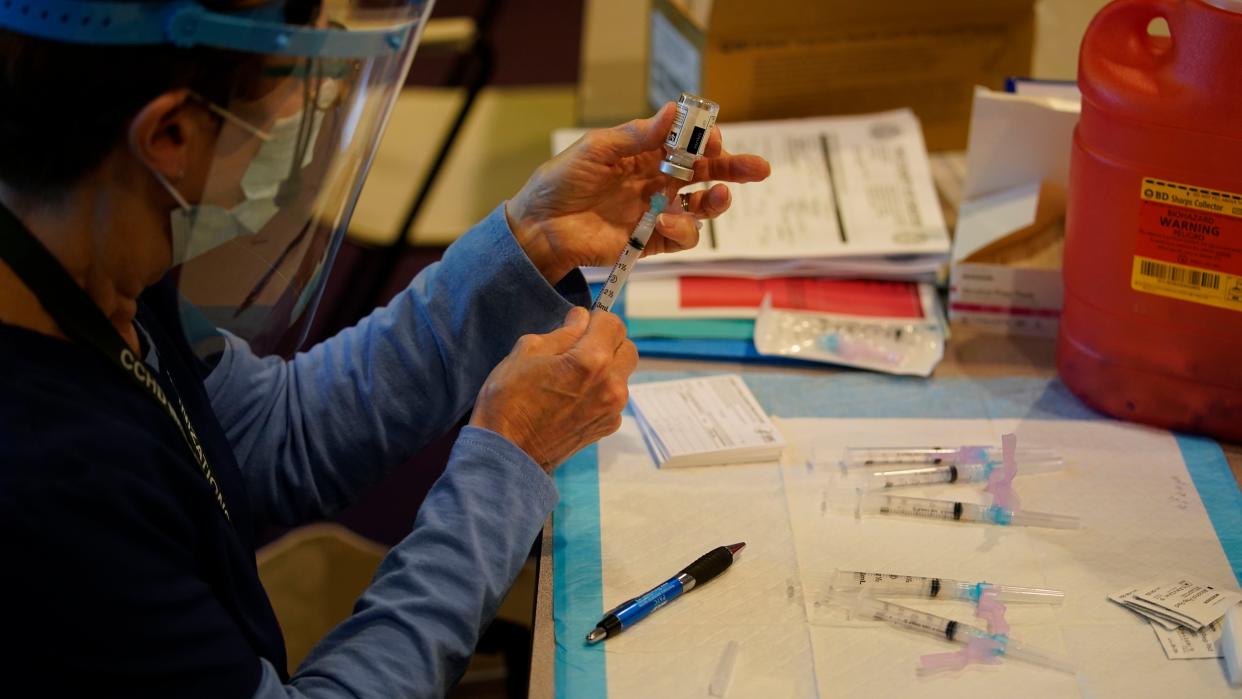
[1133, 178, 1242, 312]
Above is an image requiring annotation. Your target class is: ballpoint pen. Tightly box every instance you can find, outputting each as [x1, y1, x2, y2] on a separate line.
[585, 542, 745, 644]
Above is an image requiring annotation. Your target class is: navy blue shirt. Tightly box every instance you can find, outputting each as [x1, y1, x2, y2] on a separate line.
[0, 280, 286, 697]
[2, 206, 579, 698]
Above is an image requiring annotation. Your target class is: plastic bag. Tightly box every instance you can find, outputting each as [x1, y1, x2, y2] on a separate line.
[753, 292, 946, 376]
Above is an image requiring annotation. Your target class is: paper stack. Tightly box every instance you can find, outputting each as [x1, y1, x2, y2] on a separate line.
[1110, 578, 1242, 660]
[553, 109, 951, 283]
[556, 109, 952, 373]
[628, 374, 784, 468]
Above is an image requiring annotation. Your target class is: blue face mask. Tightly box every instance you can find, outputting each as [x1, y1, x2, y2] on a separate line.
[153, 107, 317, 264]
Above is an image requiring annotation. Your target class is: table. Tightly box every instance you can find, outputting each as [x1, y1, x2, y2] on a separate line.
[527, 325, 1242, 698]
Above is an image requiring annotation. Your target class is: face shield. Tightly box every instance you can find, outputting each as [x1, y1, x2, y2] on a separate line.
[0, 0, 433, 356]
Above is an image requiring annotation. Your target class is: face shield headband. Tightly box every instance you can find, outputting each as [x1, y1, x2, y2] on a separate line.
[0, 1, 419, 58]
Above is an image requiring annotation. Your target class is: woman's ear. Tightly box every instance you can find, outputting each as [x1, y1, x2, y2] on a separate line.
[128, 90, 201, 182]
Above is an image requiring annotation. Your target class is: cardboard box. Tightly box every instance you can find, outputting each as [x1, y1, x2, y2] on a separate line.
[648, 0, 1036, 151]
[949, 87, 1080, 337]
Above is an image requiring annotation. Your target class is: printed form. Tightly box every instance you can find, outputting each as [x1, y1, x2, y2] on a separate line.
[629, 374, 784, 468]
[552, 109, 950, 279]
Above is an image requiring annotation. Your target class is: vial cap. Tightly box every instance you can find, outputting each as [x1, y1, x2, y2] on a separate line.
[659, 160, 694, 181]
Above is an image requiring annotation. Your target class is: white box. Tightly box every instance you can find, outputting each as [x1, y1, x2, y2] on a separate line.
[949, 87, 1080, 337]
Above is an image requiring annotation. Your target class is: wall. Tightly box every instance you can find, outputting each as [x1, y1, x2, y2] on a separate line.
[1033, 0, 1114, 79]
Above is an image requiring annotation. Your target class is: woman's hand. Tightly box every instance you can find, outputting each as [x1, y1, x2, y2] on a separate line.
[505, 103, 771, 284]
[470, 307, 637, 472]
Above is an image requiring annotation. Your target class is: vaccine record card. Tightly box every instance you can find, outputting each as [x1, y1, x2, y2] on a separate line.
[628, 374, 784, 468]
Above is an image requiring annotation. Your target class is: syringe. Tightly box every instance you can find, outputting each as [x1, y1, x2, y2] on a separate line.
[841, 595, 1076, 674]
[855, 491, 1080, 529]
[847, 459, 1062, 490]
[593, 193, 668, 313]
[829, 569, 1065, 604]
[842, 445, 1062, 470]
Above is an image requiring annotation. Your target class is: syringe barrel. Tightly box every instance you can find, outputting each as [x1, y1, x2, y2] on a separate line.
[842, 447, 960, 468]
[832, 571, 1065, 605]
[592, 247, 639, 312]
[841, 446, 1063, 470]
[859, 465, 957, 489]
[860, 493, 966, 521]
[849, 596, 955, 642]
[854, 458, 1065, 490]
[592, 194, 667, 313]
[830, 570, 941, 598]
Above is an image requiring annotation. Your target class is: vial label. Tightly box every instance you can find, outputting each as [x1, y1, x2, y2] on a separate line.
[687, 125, 707, 155]
[665, 107, 688, 147]
[665, 97, 718, 156]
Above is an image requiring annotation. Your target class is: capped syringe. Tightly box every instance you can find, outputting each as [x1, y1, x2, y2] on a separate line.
[840, 595, 1076, 674]
[854, 491, 1080, 530]
[829, 569, 1065, 605]
[593, 193, 667, 313]
[848, 459, 1062, 490]
[842, 445, 1062, 470]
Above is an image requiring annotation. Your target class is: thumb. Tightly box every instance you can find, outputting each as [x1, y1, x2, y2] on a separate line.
[540, 306, 590, 353]
[594, 102, 676, 160]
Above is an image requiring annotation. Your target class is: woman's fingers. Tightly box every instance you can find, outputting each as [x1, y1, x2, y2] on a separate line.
[649, 213, 701, 254]
[693, 152, 771, 184]
[679, 184, 732, 219]
[703, 126, 723, 157]
[585, 102, 677, 160]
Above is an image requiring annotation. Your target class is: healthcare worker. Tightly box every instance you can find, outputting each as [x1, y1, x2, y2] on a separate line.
[0, 1, 770, 697]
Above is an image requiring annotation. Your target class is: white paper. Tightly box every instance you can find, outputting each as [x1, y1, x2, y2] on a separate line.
[952, 181, 1043, 262]
[552, 110, 950, 282]
[1008, 79, 1082, 102]
[1137, 579, 1242, 630]
[628, 375, 784, 467]
[1152, 618, 1224, 660]
[588, 416, 1241, 698]
[1109, 586, 1184, 631]
[960, 87, 1080, 202]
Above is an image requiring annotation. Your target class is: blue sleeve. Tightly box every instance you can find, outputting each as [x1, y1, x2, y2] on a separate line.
[252, 426, 558, 698]
[204, 205, 589, 525]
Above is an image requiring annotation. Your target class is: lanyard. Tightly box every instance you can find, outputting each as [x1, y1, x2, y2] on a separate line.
[0, 203, 231, 523]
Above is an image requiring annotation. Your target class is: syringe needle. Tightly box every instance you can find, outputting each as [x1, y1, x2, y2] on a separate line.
[593, 193, 668, 313]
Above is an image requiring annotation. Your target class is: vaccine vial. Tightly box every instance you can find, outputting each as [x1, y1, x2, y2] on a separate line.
[660, 93, 719, 180]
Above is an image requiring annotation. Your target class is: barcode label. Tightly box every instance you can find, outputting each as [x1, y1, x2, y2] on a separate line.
[1138, 260, 1222, 289]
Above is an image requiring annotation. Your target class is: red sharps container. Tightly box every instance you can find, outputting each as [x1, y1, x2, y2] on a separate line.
[1060, 0, 1242, 440]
